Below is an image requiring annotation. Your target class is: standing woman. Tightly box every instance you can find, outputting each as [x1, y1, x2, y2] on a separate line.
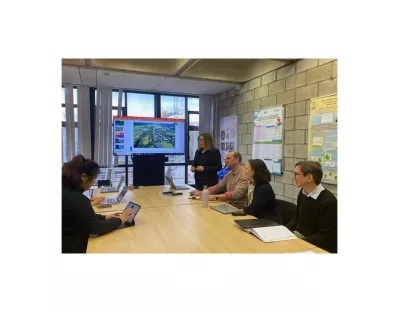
[243, 159, 280, 222]
[191, 133, 222, 190]
[62, 155, 133, 253]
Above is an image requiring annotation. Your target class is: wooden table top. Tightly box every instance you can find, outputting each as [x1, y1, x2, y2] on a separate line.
[88, 204, 327, 253]
[92, 185, 199, 213]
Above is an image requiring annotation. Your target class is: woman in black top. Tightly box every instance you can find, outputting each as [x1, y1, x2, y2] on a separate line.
[243, 159, 280, 222]
[191, 133, 222, 191]
[62, 155, 133, 253]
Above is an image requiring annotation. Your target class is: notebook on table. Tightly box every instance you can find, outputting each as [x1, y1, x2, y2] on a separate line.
[234, 218, 279, 232]
[243, 225, 296, 243]
[210, 204, 241, 214]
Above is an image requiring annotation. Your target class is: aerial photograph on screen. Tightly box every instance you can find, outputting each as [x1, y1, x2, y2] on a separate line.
[133, 122, 175, 148]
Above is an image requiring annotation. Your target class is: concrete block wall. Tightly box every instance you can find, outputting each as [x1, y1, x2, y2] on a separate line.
[214, 59, 337, 204]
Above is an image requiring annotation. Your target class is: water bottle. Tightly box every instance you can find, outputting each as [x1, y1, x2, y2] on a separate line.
[202, 185, 209, 208]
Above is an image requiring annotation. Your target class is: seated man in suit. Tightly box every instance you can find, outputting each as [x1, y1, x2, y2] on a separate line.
[190, 151, 248, 209]
[287, 161, 337, 253]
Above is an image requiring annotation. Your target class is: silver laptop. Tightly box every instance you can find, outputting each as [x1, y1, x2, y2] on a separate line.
[102, 186, 129, 205]
[100, 175, 125, 193]
[106, 168, 112, 180]
[210, 204, 241, 214]
[165, 176, 190, 190]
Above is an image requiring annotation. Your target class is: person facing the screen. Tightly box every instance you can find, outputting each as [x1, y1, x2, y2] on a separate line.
[191, 151, 248, 209]
[287, 161, 337, 253]
[217, 155, 231, 181]
[62, 155, 133, 253]
[191, 133, 222, 190]
[243, 159, 279, 222]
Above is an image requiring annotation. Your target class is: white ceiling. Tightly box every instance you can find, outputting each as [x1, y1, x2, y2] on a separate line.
[62, 66, 236, 95]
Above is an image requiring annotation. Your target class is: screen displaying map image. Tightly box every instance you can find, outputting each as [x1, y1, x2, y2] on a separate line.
[133, 122, 176, 148]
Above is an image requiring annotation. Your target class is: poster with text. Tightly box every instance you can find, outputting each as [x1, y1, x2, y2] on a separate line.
[219, 115, 238, 163]
[308, 94, 337, 185]
[252, 106, 284, 175]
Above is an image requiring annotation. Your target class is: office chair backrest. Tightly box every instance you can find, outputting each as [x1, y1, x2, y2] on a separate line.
[276, 199, 297, 226]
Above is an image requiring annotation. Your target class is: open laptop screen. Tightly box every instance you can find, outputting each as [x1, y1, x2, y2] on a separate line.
[116, 186, 128, 202]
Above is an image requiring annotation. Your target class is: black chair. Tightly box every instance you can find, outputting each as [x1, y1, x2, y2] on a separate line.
[276, 199, 297, 226]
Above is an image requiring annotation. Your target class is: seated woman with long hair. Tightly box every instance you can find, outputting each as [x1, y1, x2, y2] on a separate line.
[243, 159, 280, 223]
[62, 155, 133, 253]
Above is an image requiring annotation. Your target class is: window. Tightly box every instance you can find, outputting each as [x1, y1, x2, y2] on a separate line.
[94, 90, 126, 107]
[61, 107, 78, 122]
[62, 87, 79, 163]
[188, 130, 199, 161]
[61, 87, 77, 105]
[187, 98, 199, 163]
[112, 91, 126, 107]
[62, 127, 79, 163]
[187, 165, 195, 185]
[127, 93, 155, 117]
[188, 97, 199, 111]
[95, 167, 132, 187]
[161, 95, 185, 119]
[189, 113, 199, 126]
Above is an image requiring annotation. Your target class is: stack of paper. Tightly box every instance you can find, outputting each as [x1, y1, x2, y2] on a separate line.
[249, 225, 296, 243]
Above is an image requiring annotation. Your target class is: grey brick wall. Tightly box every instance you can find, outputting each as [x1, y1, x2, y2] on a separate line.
[215, 59, 338, 203]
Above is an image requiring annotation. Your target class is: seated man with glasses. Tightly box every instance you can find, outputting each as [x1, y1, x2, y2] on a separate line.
[287, 161, 337, 253]
[190, 151, 248, 209]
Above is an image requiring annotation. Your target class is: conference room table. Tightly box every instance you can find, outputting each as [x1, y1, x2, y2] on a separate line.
[88, 185, 328, 254]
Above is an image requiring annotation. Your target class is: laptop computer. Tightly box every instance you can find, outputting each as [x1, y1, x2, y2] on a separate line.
[100, 175, 125, 193]
[106, 168, 112, 180]
[210, 203, 241, 214]
[165, 176, 190, 190]
[101, 186, 129, 205]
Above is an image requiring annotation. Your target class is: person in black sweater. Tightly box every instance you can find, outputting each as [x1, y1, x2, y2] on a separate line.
[243, 159, 280, 222]
[191, 133, 222, 190]
[287, 161, 337, 253]
[62, 155, 133, 253]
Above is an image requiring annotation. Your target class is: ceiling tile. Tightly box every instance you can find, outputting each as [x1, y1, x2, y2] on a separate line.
[62, 66, 81, 85]
[79, 68, 96, 86]
[156, 77, 235, 95]
[97, 70, 165, 90]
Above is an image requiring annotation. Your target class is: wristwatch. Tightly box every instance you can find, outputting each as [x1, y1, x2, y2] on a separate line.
[216, 195, 219, 201]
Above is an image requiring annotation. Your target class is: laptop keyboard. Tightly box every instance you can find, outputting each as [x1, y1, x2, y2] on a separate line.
[175, 185, 189, 189]
[102, 187, 116, 192]
[211, 204, 240, 214]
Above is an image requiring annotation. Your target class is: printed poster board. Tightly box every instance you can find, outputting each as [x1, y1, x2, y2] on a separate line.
[308, 94, 338, 184]
[219, 115, 238, 163]
[252, 106, 284, 175]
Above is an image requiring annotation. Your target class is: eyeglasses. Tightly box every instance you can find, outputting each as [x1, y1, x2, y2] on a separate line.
[293, 172, 303, 177]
